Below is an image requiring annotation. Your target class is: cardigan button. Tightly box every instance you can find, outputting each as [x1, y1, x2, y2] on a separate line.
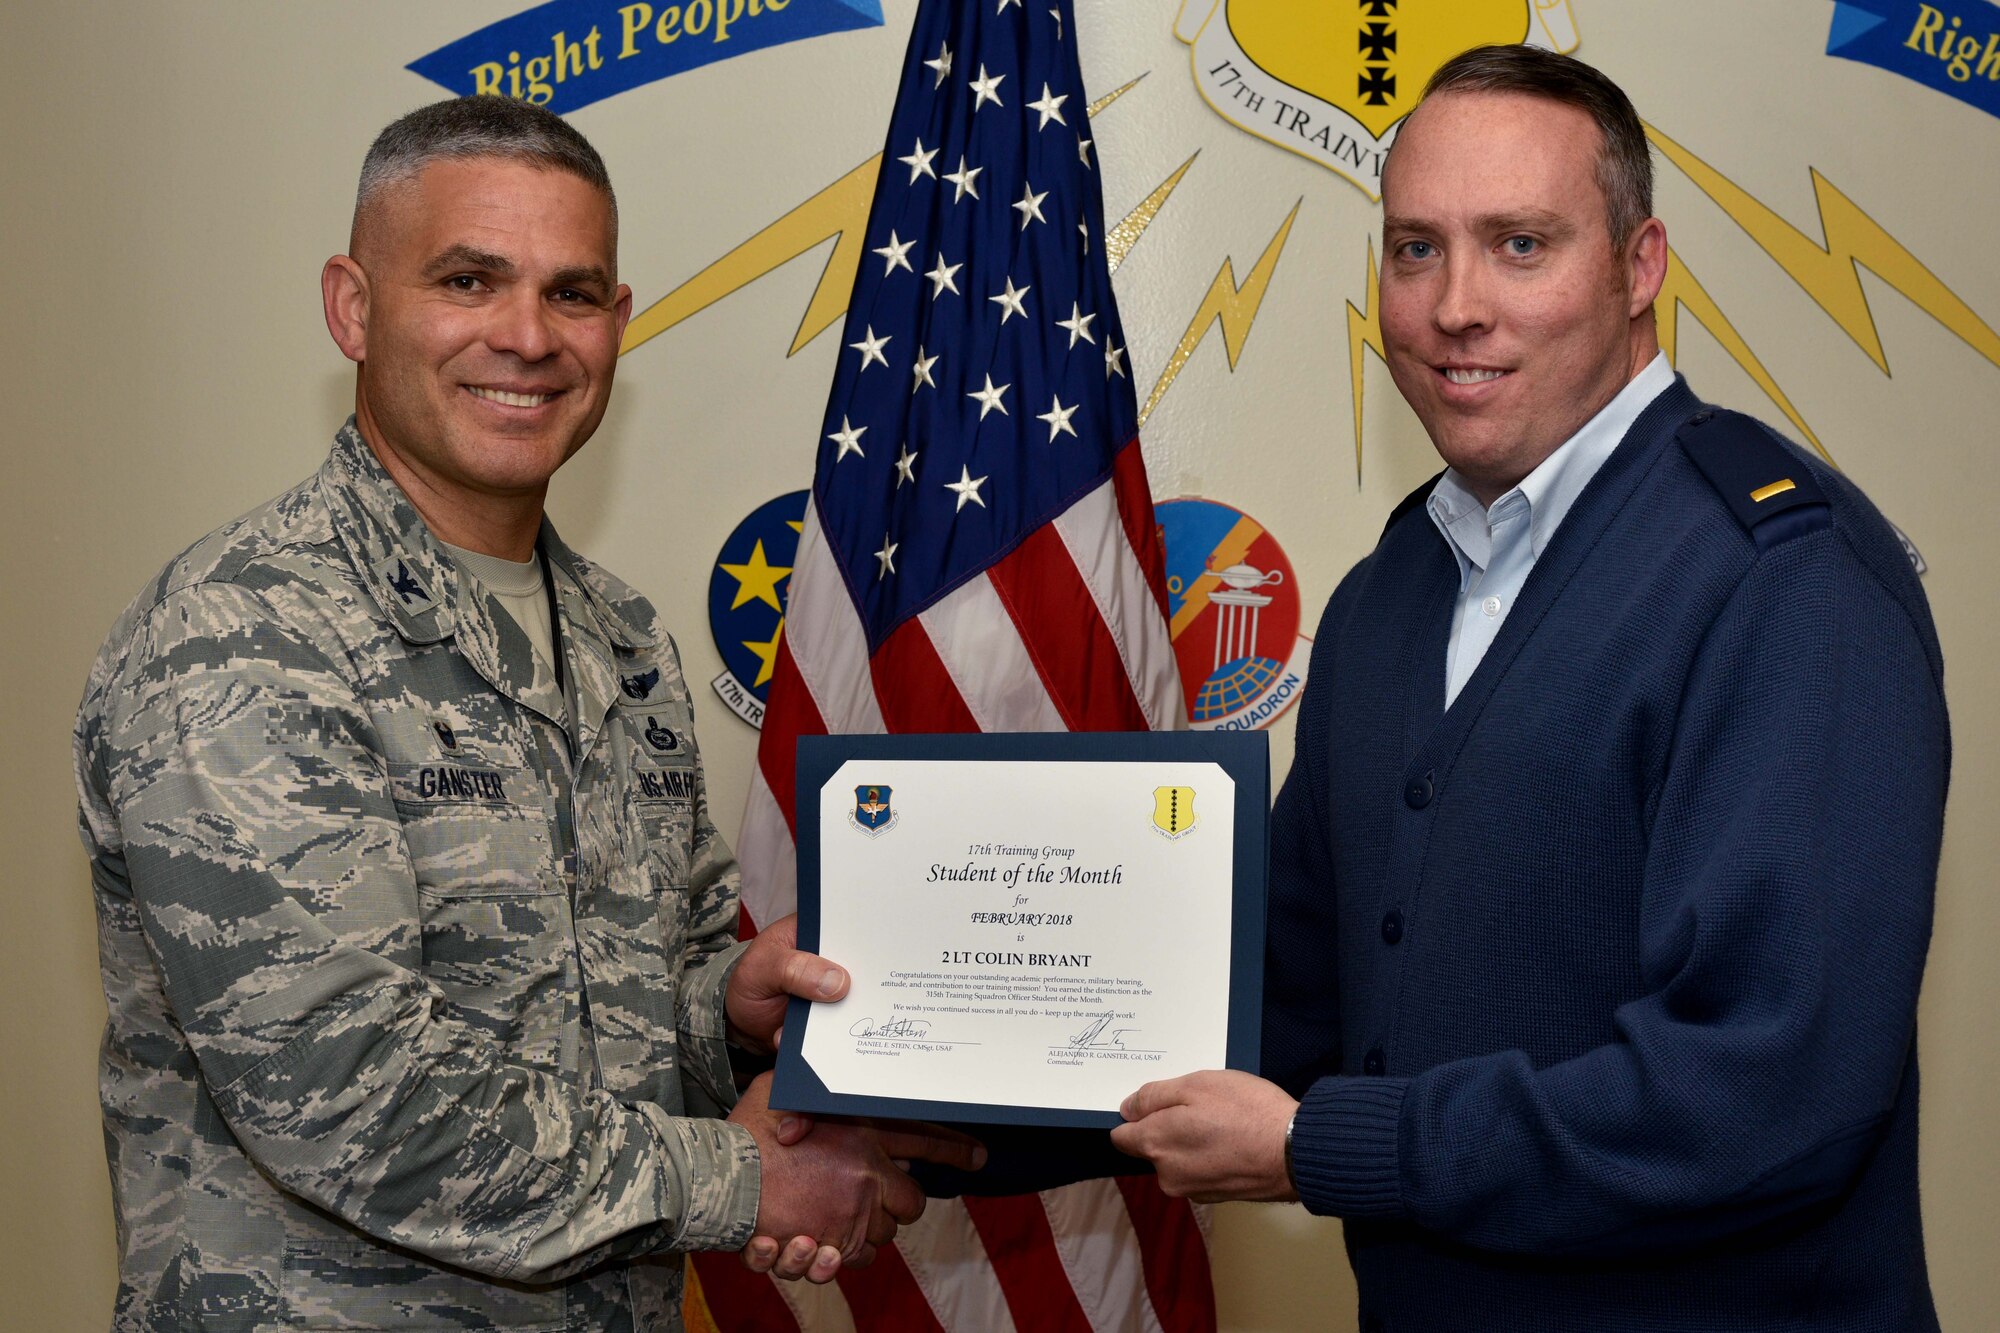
[1404, 772, 1434, 809]
[1380, 910, 1404, 945]
[1363, 1047, 1386, 1076]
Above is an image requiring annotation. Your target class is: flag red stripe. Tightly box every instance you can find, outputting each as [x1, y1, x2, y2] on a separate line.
[754, 634, 828, 840]
[962, 1195, 1097, 1333]
[687, 1252, 802, 1332]
[986, 524, 1150, 732]
[835, 1240, 949, 1332]
[1110, 439, 1171, 619]
[869, 617, 981, 733]
[1116, 1177, 1216, 1333]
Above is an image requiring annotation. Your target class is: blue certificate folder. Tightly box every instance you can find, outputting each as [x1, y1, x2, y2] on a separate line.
[770, 730, 1269, 1129]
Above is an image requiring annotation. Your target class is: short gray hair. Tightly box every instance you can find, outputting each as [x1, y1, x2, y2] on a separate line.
[352, 96, 616, 248]
[1403, 45, 1653, 248]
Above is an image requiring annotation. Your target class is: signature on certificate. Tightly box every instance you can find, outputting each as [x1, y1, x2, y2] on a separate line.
[849, 1015, 933, 1040]
[1067, 1011, 1137, 1049]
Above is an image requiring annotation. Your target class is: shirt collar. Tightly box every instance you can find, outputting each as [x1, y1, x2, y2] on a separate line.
[1426, 352, 1675, 583]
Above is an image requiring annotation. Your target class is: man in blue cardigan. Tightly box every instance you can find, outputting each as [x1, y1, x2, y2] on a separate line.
[1111, 46, 1948, 1330]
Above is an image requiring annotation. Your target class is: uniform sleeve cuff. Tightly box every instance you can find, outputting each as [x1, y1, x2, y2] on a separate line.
[643, 1107, 761, 1252]
[1289, 1076, 1410, 1221]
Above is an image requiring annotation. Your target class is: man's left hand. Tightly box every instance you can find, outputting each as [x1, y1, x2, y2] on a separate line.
[726, 912, 847, 1054]
[1110, 1070, 1300, 1203]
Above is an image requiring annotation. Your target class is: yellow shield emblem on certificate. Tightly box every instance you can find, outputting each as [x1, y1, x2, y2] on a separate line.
[1152, 786, 1199, 839]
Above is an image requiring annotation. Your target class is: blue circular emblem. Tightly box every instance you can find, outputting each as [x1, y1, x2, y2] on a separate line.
[707, 490, 809, 728]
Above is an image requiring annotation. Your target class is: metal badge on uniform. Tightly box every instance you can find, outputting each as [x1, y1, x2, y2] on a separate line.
[372, 554, 440, 615]
[429, 713, 491, 764]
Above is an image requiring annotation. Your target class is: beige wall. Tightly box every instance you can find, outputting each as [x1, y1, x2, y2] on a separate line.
[4, 2, 1995, 1328]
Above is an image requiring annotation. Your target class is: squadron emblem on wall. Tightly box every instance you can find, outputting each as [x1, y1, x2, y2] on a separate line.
[1176, 0, 1580, 198]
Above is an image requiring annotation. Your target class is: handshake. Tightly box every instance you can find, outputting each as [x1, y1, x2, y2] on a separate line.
[720, 915, 988, 1282]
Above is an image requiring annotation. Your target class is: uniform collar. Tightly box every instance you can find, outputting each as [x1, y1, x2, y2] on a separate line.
[317, 419, 657, 742]
[1426, 352, 1675, 586]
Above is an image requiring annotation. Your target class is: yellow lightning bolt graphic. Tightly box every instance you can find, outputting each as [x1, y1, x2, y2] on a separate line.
[1107, 152, 1198, 275]
[1139, 200, 1301, 429]
[1344, 238, 1385, 484]
[621, 152, 878, 358]
[1655, 244, 1830, 462]
[1167, 515, 1262, 640]
[621, 73, 1153, 360]
[1647, 122, 2000, 375]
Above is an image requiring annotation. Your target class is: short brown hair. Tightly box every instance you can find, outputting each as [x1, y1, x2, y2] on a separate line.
[1405, 44, 1653, 246]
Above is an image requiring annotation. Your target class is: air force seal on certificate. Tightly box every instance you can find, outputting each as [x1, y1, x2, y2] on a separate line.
[1152, 785, 1199, 839]
[850, 784, 898, 837]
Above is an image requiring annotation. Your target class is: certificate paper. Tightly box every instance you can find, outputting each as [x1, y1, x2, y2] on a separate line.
[772, 732, 1267, 1128]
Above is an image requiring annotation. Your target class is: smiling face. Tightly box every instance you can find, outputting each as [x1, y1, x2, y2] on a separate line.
[323, 156, 631, 554]
[1379, 90, 1664, 504]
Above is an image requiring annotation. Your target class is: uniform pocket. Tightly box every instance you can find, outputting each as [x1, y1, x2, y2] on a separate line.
[393, 782, 570, 1073]
[281, 1236, 567, 1331]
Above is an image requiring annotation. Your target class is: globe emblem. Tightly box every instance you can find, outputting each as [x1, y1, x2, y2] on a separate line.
[1193, 654, 1286, 722]
[1157, 496, 1307, 732]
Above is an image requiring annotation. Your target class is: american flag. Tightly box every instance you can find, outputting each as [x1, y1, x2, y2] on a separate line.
[688, 0, 1209, 1328]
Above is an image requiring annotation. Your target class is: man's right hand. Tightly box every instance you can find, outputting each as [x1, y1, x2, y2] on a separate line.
[728, 1072, 985, 1280]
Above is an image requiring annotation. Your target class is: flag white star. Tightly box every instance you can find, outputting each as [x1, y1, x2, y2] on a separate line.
[894, 443, 918, 487]
[1037, 393, 1080, 442]
[989, 276, 1030, 323]
[911, 347, 938, 391]
[1027, 83, 1068, 129]
[1012, 182, 1049, 230]
[1078, 221, 1089, 254]
[997, 0, 1022, 10]
[967, 374, 1011, 420]
[1105, 340, 1127, 379]
[849, 325, 891, 371]
[945, 464, 990, 511]
[1050, 7, 1063, 39]
[1056, 301, 1097, 347]
[828, 415, 867, 460]
[897, 138, 938, 183]
[968, 64, 1005, 110]
[924, 41, 952, 88]
[927, 252, 963, 298]
[872, 230, 915, 276]
[943, 156, 982, 203]
[1077, 134, 1094, 168]
[874, 535, 898, 578]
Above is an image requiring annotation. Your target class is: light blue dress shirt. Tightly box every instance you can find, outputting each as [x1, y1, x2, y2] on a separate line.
[1427, 352, 1676, 707]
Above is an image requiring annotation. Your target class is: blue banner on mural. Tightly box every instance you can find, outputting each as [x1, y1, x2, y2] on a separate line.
[1826, 0, 2000, 119]
[410, 0, 884, 114]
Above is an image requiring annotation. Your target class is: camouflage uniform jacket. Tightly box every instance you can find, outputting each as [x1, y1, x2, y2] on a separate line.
[76, 422, 761, 1332]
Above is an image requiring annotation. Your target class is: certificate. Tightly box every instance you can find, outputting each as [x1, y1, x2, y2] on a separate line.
[771, 731, 1267, 1128]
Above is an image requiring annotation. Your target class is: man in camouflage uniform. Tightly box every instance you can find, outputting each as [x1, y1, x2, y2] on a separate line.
[75, 97, 969, 1331]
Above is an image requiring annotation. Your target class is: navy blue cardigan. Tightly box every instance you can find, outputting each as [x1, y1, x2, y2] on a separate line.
[1273, 379, 1949, 1330]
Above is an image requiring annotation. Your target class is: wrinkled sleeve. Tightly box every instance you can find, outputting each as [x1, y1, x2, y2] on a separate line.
[1288, 527, 1949, 1256]
[92, 583, 759, 1281]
